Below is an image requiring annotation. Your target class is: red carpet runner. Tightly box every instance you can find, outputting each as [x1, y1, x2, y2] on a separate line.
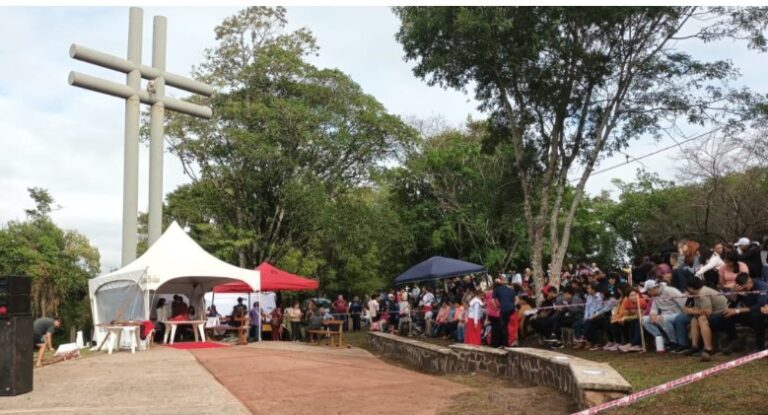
[165, 341, 229, 350]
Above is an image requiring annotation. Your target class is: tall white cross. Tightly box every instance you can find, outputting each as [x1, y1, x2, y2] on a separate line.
[69, 7, 213, 265]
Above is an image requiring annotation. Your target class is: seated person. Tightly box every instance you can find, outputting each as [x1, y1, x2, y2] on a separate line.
[433, 302, 451, 337]
[306, 308, 326, 343]
[370, 313, 389, 332]
[684, 276, 728, 361]
[718, 273, 768, 353]
[206, 305, 222, 318]
[529, 286, 561, 346]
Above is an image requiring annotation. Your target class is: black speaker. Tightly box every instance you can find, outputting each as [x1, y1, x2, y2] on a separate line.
[0, 276, 32, 318]
[0, 315, 33, 396]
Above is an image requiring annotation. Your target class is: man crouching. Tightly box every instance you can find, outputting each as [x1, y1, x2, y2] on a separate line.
[33, 316, 62, 368]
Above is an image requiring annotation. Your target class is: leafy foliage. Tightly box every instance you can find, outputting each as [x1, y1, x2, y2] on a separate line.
[394, 6, 768, 290]
[0, 188, 100, 338]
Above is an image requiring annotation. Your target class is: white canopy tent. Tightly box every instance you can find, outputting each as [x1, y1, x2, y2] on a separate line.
[88, 221, 261, 341]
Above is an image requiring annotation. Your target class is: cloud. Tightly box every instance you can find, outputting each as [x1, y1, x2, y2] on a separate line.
[1, 6, 765, 272]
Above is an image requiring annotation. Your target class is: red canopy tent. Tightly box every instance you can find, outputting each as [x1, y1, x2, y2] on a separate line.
[213, 262, 318, 293]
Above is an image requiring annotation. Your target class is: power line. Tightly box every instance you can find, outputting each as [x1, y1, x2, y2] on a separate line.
[569, 126, 723, 182]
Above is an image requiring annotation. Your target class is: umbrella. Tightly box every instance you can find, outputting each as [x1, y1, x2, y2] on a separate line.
[394, 256, 486, 284]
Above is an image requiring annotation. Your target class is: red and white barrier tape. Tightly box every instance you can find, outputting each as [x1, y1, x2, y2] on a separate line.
[570, 348, 768, 415]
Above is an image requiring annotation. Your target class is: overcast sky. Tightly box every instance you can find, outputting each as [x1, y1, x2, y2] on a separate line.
[1, 6, 765, 273]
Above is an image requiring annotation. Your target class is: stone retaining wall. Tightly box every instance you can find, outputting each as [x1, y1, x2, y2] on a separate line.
[367, 332, 631, 409]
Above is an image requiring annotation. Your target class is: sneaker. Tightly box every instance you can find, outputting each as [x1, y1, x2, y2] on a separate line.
[684, 347, 701, 356]
[620, 344, 643, 353]
[617, 344, 631, 352]
[606, 344, 621, 352]
[700, 350, 712, 362]
[672, 347, 692, 355]
[588, 344, 603, 351]
[602, 342, 616, 350]
[543, 335, 559, 343]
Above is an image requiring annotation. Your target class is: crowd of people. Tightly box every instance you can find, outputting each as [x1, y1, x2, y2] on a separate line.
[359, 236, 768, 362]
[146, 236, 768, 360]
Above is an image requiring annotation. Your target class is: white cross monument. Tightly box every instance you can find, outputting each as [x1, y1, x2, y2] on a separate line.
[68, 7, 213, 265]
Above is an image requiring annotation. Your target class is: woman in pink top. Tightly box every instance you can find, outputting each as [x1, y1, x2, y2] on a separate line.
[719, 251, 749, 289]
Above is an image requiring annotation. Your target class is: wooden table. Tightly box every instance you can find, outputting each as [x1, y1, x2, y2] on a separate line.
[163, 320, 207, 345]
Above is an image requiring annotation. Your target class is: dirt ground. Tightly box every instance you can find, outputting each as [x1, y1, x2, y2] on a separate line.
[191, 342, 469, 415]
[193, 341, 577, 415]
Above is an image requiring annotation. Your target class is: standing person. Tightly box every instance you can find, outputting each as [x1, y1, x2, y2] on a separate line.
[483, 290, 501, 346]
[397, 293, 412, 335]
[349, 296, 363, 332]
[33, 316, 61, 368]
[453, 299, 466, 342]
[231, 297, 247, 326]
[410, 285, 421, 308]
[466, 289, 484, 345]
[367, 294, 379, 329]
[270, 304, 283, 341]
[387, 294, 400, 334]
[287, 302, 303, 342]
[493, 278, 516, 348]
[248, 302, 261, 341]
[332, 294, 349, 330]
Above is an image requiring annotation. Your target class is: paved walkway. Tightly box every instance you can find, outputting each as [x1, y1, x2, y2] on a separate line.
[0, 347, 249, 415]
[191, 342, 469, 415]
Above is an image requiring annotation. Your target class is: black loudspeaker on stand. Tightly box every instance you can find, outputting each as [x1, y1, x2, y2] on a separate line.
[0, 276, 33, 397]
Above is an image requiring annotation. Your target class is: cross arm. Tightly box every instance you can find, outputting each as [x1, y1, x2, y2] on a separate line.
[70, 43, 214, 97]
[68, 71, 212, 119]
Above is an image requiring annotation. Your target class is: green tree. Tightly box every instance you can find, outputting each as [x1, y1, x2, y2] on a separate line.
[385, 122, 527, 272]
[394, 6, 768, 290]
[0, 188, 100, 339]
[162, 7, 416, 290]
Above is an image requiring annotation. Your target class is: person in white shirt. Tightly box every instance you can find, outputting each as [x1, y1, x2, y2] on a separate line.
[511, 270, 523, 285]
[465, 289, 485, 345]
[367, 295, 379, 321]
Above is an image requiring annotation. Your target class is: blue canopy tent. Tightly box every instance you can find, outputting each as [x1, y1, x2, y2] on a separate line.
[394, 256, 486, 284]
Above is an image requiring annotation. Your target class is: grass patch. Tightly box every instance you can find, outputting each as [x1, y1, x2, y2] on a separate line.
[345, 331, 768, 415]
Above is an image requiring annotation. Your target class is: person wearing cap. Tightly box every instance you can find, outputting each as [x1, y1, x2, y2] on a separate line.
[736, 237, 762, 280]
[640, 279, 688, 352]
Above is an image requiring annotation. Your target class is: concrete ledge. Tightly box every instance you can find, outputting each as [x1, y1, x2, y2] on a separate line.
[367, 332, 631, 409]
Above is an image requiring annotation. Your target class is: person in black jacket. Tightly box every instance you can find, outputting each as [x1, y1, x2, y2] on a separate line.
[736, 238, 762, 280]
